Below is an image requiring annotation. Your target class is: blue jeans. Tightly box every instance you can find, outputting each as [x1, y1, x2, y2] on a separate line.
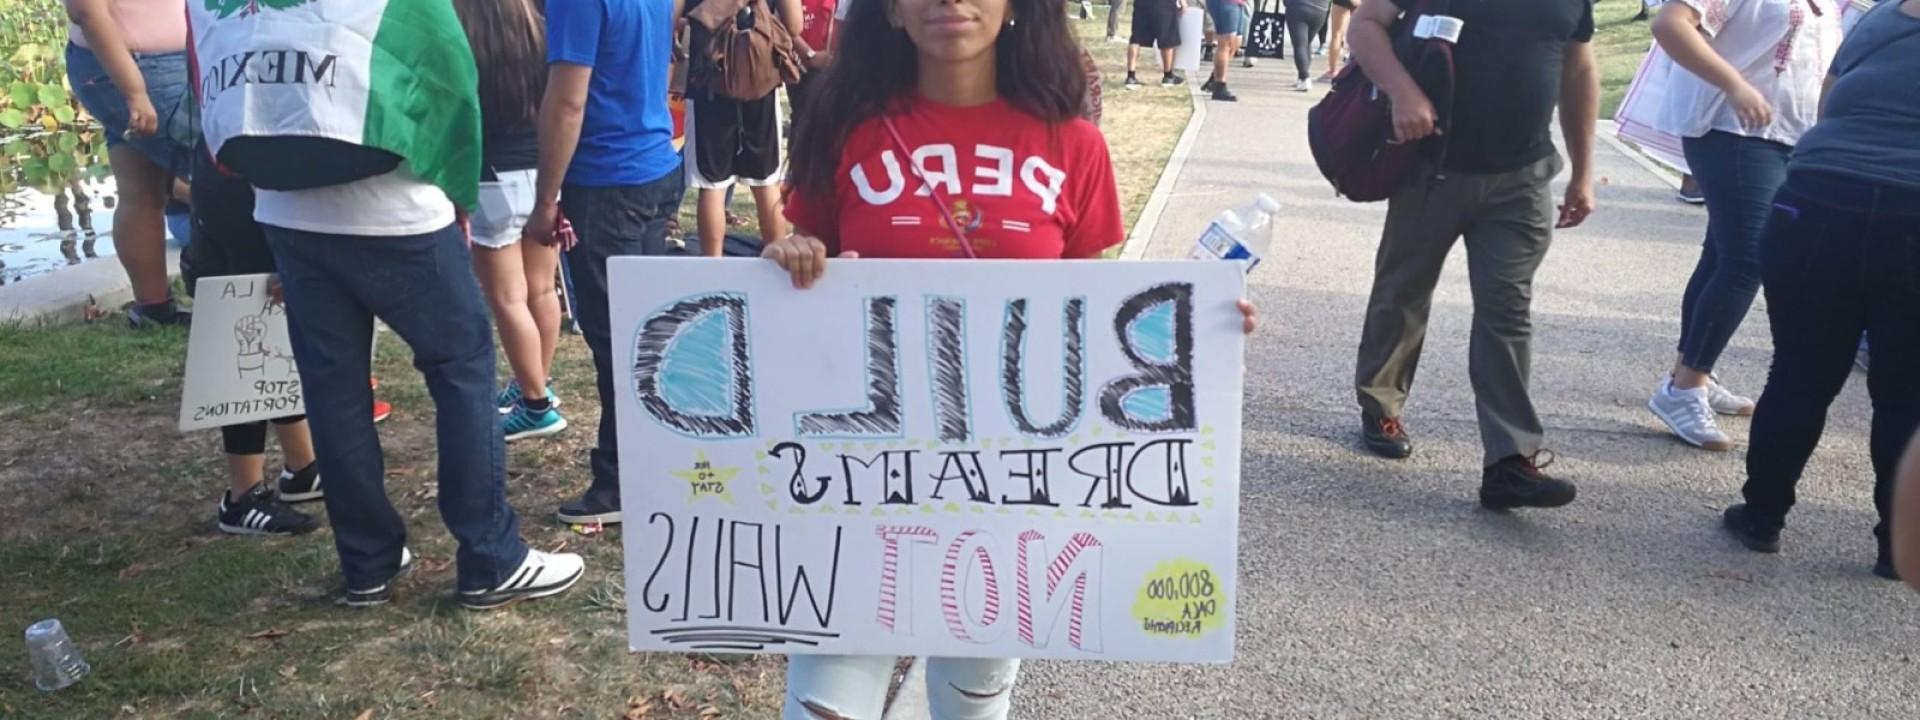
[265, 222, 528, 592]
[65, 43, 191, 174]
[559, 166, 685, 508]
[1676, 130, 1791, 372]
[1742, 171, 1920, 558]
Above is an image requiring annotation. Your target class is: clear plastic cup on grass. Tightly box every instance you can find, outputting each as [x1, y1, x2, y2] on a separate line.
[25, 618, 91, 692]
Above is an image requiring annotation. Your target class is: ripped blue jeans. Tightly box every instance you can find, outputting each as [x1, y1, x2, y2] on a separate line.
[785, 656, 1019, 720]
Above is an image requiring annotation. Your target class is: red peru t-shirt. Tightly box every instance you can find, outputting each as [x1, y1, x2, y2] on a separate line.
[785, 97, 1125, 260]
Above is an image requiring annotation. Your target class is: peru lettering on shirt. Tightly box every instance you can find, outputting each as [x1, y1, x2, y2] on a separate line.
[785, 97, 1125, 260]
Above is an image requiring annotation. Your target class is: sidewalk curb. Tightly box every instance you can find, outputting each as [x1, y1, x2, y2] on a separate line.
[1596, 119, 1683, 192]
[0, 250, 181, 323]
[1118, 88, 1207, 260]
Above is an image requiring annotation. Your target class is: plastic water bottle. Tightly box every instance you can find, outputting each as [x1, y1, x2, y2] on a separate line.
[1192, 193, 1280, 272]
[25, 619, 90, 692]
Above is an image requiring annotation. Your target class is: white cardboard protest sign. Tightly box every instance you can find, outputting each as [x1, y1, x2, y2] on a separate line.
[612, 258, 1245, 663]
[178, 274, 304, 432]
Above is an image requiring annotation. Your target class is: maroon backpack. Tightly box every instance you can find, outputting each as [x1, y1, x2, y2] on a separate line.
[1307, 0, 1457, 202]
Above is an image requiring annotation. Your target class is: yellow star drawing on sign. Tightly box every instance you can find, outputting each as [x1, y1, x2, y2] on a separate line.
[671, 450, 741, 504]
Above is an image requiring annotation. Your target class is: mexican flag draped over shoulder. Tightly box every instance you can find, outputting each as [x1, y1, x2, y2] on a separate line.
[189, 0, 482, 209]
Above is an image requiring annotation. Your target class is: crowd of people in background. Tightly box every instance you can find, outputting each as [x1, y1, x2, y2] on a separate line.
[49, 0, 1920, 713]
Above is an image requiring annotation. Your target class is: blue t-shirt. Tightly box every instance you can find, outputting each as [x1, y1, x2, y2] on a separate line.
[1790, 1, 1920, 191]
[547, 0, 680, 187]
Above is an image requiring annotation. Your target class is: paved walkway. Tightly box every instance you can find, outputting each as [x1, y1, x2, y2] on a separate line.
[1015, 59, 1920, 717]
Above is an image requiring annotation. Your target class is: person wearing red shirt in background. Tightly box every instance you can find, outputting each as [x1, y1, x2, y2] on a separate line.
[789, 0, 839, 119]
[766, 0, 1253, 711]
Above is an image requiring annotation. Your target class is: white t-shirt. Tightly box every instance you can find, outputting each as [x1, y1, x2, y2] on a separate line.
[253, 167, 457, 237]
[1656, 0, 1842, 146]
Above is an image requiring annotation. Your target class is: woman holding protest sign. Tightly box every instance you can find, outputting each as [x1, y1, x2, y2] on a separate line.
[453, 0, 570, 443]
[183, 151, 323, 537]
[768, 0, 1253, 710]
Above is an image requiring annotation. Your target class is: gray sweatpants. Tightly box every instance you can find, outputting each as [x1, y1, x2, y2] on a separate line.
[1355, 154, 1564, 466]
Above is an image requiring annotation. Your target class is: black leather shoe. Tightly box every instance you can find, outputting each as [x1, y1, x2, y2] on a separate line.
[1873, 533, 1900, 580]
[1479, 452, 1576, 510]
[556, 493, 622, 525]
[1721, 504, 1781, 553]
[1361, 413, 1413, 459]
[1872, 556, 1900, 581]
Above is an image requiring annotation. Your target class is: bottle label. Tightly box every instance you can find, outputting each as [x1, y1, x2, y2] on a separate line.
[1194, 222, 1241, 259]
[1194, 222, 1260, 271]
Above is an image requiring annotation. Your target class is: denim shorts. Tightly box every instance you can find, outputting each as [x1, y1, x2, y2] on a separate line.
[1208, 0, 1246, 35]
[471, 169, 537, 248]
[66, 43, 192, 174]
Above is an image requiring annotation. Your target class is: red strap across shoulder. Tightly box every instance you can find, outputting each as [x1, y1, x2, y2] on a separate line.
[881, 114, 978, 259]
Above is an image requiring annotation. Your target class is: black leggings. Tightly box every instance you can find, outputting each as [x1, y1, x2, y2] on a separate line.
[1287, 7, 1330, 80]
[221, 416, 306, 456]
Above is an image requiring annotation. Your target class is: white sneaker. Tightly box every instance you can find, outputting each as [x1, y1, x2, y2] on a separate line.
[1705, 378, 1756, 417]
[459, 549, 585, 611]
[1294, 77, 1313, 93]
[1649, 381, 1733, 451]
[339, 548, 414, 608]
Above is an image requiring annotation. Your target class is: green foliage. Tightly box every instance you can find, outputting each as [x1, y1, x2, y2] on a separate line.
[0, 0, 108, 192]
[0, 0, 95, 133]
[0, 320, 187, 410]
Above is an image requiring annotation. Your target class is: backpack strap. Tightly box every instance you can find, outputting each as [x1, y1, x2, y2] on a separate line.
[882, 113, 979, 259]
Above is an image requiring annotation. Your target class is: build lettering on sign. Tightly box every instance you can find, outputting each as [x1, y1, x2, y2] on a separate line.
[612, 258, 1246, 662]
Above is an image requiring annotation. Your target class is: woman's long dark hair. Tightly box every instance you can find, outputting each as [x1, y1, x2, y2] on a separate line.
[787, 0, 1089, 197]
[453, 0, 548, 139]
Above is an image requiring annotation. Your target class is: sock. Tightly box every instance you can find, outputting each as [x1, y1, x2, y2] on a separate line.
[139, 300, 178, 321]
[229, 483, 263, 504]
[523, 395, 553, 413]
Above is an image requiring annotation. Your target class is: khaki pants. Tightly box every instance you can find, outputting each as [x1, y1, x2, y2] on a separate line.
[1355, 154, 1563, 466]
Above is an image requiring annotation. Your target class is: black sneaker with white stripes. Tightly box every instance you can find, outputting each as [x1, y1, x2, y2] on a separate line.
[276, 462, 323, 503]
[459, 550, 586, 611]
[338, 548, 415, 608]
[217, 484, 319, 536]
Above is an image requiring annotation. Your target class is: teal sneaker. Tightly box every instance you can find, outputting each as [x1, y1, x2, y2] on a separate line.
[497, 381, 561, 416]
[503, 403, 568, 442]
[495, 381, 523, 416]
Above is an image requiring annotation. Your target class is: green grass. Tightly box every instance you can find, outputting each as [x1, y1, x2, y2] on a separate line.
[0, 321, 187, 411]
[1593, 0, 1656, 119]
[1079, 5, 1192, 234]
